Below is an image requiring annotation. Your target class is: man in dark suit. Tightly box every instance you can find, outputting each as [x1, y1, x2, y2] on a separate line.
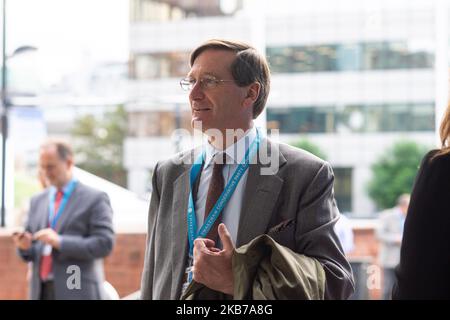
[140, 39, 354, 300]
[12, 140, 114, 299]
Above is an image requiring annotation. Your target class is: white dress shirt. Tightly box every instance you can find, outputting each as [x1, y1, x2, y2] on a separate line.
[195, 126, 257, 245]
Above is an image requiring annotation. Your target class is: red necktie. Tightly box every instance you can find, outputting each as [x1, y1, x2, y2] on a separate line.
[40, 190, 63, 281]
[204, 153, 226, 242]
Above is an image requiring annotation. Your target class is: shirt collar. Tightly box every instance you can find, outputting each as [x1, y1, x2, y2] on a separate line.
[204, 126, 257, 168]
[52, 178, 76, 195]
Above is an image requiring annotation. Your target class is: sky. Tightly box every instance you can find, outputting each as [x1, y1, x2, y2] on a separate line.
[2, 0, 129, 84]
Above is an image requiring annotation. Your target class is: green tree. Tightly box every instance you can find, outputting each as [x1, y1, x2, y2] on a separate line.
[290, 139, 327, 160]
[368, 140, 429, 210]
[71, 105, 127, 187]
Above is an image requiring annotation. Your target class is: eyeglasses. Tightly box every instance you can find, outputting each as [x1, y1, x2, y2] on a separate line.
[179, 76, 235, 91]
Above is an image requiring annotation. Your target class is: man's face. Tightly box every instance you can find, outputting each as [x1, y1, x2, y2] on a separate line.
[188, 49, 249, 133]
[39, 147, 72, 188]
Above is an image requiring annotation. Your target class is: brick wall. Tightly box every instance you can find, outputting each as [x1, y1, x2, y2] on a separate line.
[0, 231, 146, 300]
[348, 227, 382, 300]
[104, 233, 147, 298]
[0, 233, 29, 299]
[349, 228, 379, 259]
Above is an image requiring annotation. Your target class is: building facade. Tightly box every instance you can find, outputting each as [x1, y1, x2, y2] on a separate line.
[126, 0, 444, 216]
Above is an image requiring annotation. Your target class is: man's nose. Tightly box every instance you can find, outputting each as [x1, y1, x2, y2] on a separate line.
[189, 81, 205, 101]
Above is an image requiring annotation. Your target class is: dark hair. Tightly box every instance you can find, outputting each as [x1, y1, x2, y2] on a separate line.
[41, 139, 73, 161]
[190, 39, 271, 119]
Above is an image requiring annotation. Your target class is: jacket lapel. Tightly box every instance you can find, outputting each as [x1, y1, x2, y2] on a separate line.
[55, 183, 81, 233]
[168, 140, 287, 295]
[38, 191, 51, 230]
[236, 138, 287, 247]
[170, 149, 201, 299]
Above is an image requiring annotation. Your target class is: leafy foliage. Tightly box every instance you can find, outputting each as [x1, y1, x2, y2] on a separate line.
[290, 139, 327, 160]
[71, 105, 127, 187]
[368, 141, 429, 210]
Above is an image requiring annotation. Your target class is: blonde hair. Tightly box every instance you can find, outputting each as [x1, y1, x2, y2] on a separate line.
[433, 104, 450, 159]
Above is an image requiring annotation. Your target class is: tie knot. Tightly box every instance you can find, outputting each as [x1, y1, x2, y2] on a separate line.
[212, 153, 226, 171]
[56, 190, 64, 201]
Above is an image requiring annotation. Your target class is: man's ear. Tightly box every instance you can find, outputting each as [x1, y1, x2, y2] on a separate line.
[66, 157, 74, 169]
[243, 82, 261, 108]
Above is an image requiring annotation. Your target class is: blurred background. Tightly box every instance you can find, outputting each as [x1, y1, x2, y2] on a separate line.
[0, 0, 448, 299]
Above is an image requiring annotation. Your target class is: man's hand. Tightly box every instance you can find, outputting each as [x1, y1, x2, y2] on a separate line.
[12, 231, 33, 251]
[192, 223, 235, 295]
[34, 228, 61, 250]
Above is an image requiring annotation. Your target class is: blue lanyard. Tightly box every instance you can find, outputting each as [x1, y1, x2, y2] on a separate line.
[187, 129, 260, 256]
[48, 179, 77, 229]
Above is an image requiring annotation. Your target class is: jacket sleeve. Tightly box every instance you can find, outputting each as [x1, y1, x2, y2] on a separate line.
[295, 162, 355, 299]
[57, 192, 114, 260]
[17, 245, 37, 262]
[16, 197, 40, 262]
[140, 162, 161, 300]
[392, 152, 450, 299]
[376, 214, 402, 244]
[233, 234, 326, 300]
[182, 234, 327, 300]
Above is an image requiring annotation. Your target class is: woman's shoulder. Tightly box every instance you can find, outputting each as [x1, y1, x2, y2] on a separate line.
[423, 149, 450, 168]
[418, 149, 450, 185]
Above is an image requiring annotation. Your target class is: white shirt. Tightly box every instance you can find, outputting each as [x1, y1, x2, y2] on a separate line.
[334, 214, 355, 254]
[195, 127, 257, 245]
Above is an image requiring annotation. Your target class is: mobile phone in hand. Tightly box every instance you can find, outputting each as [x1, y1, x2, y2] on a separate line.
[11, 227, 26, 238]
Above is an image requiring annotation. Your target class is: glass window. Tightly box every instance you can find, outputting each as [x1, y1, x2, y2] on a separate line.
[132, 52, 190, 79]
[410, 104, 436, 131]
[267, 41, 434, 73]
[313, 45, 338, 72]
[267, 103, 434, 134]
[336, 105, 365, 133]
[292, 46, 313, 72]
[382, 104, 410, 131]
[267, 107, 335, 133]
[333, 167, 353, 213]
[336, 44, 361, 71]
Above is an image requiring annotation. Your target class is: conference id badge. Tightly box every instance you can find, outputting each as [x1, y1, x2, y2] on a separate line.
[42, 244, 52, 256]
[181, 258, 194, 296]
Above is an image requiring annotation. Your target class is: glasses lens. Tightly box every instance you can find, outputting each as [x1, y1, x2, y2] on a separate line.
[180, 78, 193, 91]
[180, 79, 187, 90]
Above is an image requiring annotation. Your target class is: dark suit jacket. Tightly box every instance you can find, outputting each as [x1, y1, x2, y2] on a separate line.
[18, 182, 115, 300]
[140, 137, 354, 300]
[392, 150, 450, 299]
